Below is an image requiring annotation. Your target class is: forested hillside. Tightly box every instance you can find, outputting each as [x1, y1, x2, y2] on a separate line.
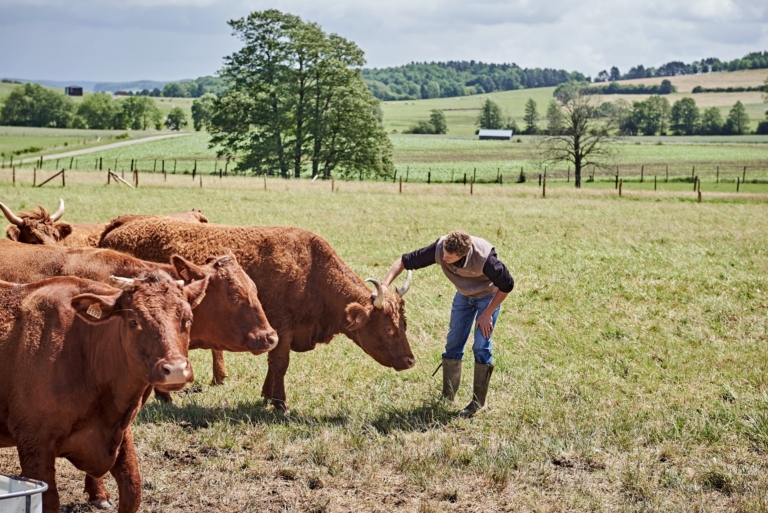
[362, 62, 586, 101]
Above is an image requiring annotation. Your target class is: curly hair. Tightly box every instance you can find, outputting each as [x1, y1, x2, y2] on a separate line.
[444, 230, 471, 256]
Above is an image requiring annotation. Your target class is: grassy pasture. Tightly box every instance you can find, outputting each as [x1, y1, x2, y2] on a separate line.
[63, 132, 768, 186]
[0, 179, 766, 512]
[599, 68, 768, 93]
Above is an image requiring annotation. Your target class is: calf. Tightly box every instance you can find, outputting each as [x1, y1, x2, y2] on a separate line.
[0, 272, 206, 513]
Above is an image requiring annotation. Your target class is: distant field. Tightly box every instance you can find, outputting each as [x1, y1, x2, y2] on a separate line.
[382, 69, 768, 135]
[601, 68, 768, 93]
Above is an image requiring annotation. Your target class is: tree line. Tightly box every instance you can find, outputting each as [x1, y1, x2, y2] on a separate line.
[362, 62, 586, 101]
[585, 80, 675, 95]
[595, 51, 768, 82]
[0, 83, 187, 130]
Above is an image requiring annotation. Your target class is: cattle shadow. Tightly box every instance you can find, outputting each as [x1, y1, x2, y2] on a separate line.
[369, 399, 458, 435]
[135, 396, 457, 434]
[135, 399, 351, 429]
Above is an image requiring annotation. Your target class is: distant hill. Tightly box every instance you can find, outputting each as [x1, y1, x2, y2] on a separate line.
[1, 78, 191, 93]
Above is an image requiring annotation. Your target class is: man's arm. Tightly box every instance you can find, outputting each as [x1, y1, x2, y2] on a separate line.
[382, 240, 439, 288]
[475, 291, 509, 338]
[476, 249, 514, 338]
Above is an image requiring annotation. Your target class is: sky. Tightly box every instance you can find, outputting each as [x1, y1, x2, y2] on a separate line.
[1, 0, 767, 82]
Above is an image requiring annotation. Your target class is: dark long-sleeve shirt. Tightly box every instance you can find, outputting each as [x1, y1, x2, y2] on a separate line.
[401, 240, 514, 293]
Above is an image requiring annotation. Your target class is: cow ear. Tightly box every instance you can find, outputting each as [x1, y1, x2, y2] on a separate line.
[71, 292, 122, 324]
[345, 302, 371, 331]
[184, 275, 210, 309]
[6, 225, 20, 241]
[171, 255, 206, 283]
[55, 222, 72, 239]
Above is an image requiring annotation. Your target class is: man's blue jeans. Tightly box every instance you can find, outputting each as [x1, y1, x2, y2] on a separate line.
[443, 292, 500, 365]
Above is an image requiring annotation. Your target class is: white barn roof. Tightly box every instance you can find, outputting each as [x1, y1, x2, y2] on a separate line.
[478, 129, 513, 138]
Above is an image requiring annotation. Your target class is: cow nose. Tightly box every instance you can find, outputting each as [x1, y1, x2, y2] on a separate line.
[396, 356, 415, 371]
[247, 329, 279, 354]
[159, 359, 193, 385]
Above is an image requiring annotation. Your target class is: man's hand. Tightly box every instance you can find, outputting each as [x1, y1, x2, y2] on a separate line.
[476, 311, 494, 339]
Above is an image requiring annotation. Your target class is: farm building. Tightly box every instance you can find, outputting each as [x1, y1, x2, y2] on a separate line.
[64, 86, 83, 96]
[478, 129, 513, 140]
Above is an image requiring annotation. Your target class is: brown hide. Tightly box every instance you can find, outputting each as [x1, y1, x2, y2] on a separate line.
[0, 273, 202, 513]
[2, 200, 208, 248]
[100, 218, 415, 410]
[0, 240, 276, 355]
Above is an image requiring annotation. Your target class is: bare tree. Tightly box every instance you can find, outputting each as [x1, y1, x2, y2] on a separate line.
[540, 84, 620, 188]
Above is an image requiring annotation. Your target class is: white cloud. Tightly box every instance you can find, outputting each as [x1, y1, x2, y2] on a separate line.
[0, 0, 766, 80]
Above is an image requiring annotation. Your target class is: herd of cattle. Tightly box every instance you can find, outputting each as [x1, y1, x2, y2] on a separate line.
[0, 199, 415, 513]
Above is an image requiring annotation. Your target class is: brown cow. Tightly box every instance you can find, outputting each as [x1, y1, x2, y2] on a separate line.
[0, 199, 208, 247]
[0, 239, 278, 358]
[99, 218, 415, 410]
[0, 272, 206, 513]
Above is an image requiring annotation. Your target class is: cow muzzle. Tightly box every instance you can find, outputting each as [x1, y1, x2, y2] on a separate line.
[151, 358, 194, 387]
[394, 355, 416, 371]
[247, 329, 279, 355]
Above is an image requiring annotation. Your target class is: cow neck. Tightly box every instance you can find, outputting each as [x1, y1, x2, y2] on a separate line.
[68, 319, 150, 424]
[318, 249, 374, 341]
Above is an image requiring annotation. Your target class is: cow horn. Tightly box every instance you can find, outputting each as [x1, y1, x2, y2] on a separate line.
[365, 278, 385, 309]
[107, 276, 135, 291]
[397, 270, 412, 297]
[0, 201, 24, 226]
[50, 198, 65, 221]
[175, 280, 184, 287]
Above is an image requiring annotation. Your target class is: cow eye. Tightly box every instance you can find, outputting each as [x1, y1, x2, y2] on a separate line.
[185, 319, 192, 328]
[229, 296, 241, 304]
[129, 320, 139, 328]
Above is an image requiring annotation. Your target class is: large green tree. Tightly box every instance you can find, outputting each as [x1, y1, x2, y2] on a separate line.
[191, 93, 217, 131]
[211, 10, 392, 179]
[670, 98, 700, 135]
[725, 100, 750, 134]
[523, 98, 539, 134]
[76, 92, 120, 129]
[0, 83, 74, 127]
[165, 106, 188, 131]
[476, 99, 503, 129]
[116, 96, 163, 130]
[699, 107, 724, 135]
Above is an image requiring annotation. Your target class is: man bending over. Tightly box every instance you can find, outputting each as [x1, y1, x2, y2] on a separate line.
[382, 230, 514, 416]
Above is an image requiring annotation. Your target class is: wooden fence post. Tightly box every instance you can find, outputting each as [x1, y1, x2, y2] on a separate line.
[538, 174, 541, 186]
[428, 171, 431, 185]
[693, 176, 697, 192]
[61, 169, 65, 187]
[470, 177, 474, 195]
[264, 173, 267, 191]
[33, 168, 36, 187]
[665, 165, 668, 183]
[393, 169, 397, 183]
[619, 179, 623, 197]
[463, 173, 467, 186]
[697, 179, 701, 203]
[331, 176, 335, 192]
[399, 176, 402, 194]
[743, 166, 746, 183]
[716, 166, 719, 183]
[737, 177, 740, 192]
[200, 176, 203, 188]
[654, 175, 657, 191]
[640, 165, 644, 183]
[542, 176, 546, 198]
[615, 172, 619, 189]
[108, 169, 111, 185]
[12, 167, 15, 186]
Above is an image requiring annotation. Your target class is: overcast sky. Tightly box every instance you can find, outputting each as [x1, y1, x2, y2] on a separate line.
[1, 0, 766, 82]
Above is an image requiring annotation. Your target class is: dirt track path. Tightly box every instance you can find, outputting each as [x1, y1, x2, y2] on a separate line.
[19, 133, 191, 164]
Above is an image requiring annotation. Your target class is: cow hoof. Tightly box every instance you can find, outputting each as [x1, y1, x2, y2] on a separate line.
[210, 378, 226, 386]
[90, 499, 115, 510]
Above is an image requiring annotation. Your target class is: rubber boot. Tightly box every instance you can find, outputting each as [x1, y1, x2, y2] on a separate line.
[441, 358, 463, 402]
[461, 363, 494, 417]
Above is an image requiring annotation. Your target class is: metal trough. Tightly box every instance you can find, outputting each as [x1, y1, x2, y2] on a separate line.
[0, 474, 47, 513]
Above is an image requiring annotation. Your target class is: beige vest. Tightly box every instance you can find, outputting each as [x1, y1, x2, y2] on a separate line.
[436, 236, 497, 298]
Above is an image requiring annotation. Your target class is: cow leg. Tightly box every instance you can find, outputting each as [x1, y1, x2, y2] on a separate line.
[153, 387, 173, 403]
[17, 443, 59, 513]
[85, 475, 114, 509]
[261, 334, 291, 411]
[211, 349, 228, 385]
[110, 427, 142, 513]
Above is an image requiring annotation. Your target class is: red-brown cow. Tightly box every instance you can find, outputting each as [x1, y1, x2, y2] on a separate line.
[99, 218, 415, 410]
[0, 239, 278, 361]
[0, 272, 206, 513]
[0, 199, 208, 247]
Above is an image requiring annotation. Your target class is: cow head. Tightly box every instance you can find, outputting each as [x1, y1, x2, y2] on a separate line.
[1, 199, 72, 245]
[344, 271, 415, 371]
[172, 253, 278, 355]
[71, 271, 207, 391]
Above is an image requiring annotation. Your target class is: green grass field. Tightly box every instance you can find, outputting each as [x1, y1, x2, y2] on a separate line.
[0, 180, 766, 511]
[60, 132, 768, 186]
